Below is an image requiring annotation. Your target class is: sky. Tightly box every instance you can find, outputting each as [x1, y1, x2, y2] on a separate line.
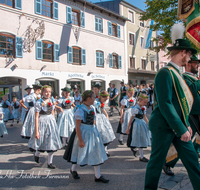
[89, 0, 146, 11]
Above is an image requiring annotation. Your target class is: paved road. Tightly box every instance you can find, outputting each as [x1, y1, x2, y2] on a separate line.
[0, 107, 194, 190]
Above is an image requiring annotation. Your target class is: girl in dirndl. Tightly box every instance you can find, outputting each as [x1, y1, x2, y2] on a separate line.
[1, 95, 12, 125]
[74, 90, 82, 106]
[56, 86, 75, 148]
[117, 87, 136, 146]
[11, 97, 21, 126]
[93, 82, 101, 101]
[126, 93, 151, 162]
[20, 81, 42, 139]
[94, 90, 115, 157]
[28, 85, 62, 169]
[63, 90, 109, 183]
[0, 105, 8, 137]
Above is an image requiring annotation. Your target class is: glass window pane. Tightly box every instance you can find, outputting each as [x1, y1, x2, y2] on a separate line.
[7, 50, 13, 56]
[7, 37, 13, 44]
[6, 0, 12, 7]
[46, 1, 51, 6]
[0, 49, 6, 55]
[0, 35, 6, 42]
[0, 42, 6, 48]
[42, 0, 45, 4]
[42, 5, 46, 11]
[42, 10, 46, 16]
[0, 0, 5, 5]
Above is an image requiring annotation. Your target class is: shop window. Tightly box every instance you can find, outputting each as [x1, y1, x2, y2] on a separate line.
[0, 0, 21, 9]
[129, 33, 135, 45]
[96, 51, 104, 67]
[140, 37, 144, 48]
[151, 61, 154, 71]
[141, 59, 146, 70]
[35, 0, 58, 20]
[95, 17, 103, 33]
[128, 10, 134, 23]
[130, 57, 135, 68]
[108, 21, 120, 38]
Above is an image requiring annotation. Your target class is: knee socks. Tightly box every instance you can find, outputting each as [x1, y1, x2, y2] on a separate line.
[48, 152, 54, 165]
[119, 134, 123, 141]
[94, 166, 101, 179]
[62, 137, 67, 146]
[139, 148, 144, 159]
[71, 164, 77, 172]
[35, 150, 40, 157]
[105, 146, 108, 154]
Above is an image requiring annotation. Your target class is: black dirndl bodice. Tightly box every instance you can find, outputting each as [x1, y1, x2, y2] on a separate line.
[14, 103, 19, 109]
[39, 106, 52, 115]
[81, 113, 94, 125]
[61, 103, 71, 109]
[2, 103, 8, 108]
[28, 102, 34, 107]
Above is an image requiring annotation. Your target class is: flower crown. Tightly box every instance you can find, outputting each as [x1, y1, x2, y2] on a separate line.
[139, 94, 148, 99]
[128, 89, 135, 92]
[81, 90, 93, 97]
[100, 92, 110, 97]
[42, 85, 52, 90]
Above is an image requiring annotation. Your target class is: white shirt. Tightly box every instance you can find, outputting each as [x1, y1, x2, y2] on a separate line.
[169, 61, 181, 71]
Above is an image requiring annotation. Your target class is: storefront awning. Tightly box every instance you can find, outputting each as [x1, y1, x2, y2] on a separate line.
[128, 68, 157, 75]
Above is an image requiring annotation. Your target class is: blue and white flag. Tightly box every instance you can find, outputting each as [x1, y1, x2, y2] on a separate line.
[142, 20, 154, 49]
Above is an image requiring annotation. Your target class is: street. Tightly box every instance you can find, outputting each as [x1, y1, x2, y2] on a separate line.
[0, 107, 194, 190]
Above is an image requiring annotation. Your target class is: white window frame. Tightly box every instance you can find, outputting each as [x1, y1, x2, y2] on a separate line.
[128, 9, 135, 24]
[141, 57, 147, 70]
[128, 32, 136, 46]
[129, 55, 136, 69]
[140, 36, 144, 49]
[150, 61, 155, 71]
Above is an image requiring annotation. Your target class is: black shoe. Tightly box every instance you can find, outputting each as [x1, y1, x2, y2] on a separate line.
[118, 139, 124, 145]
[70, 170, 80, 179]
[163, 165, 174, 176]
[139, 157, 149, 162]
[47, 163, 56, 169]
[110, 113, 113, 117]
[10, 124, 13, 126]
[34, 155, 40, 163]
[131, 149, 137, 157]
[106, 153, 110, 157]
[95, 176, 109, 183]
[17, 120, 19, 123]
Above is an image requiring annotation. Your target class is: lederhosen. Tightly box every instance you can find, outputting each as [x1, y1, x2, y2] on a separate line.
[110, 88, 117, 106]
[63, 111, 95, 163]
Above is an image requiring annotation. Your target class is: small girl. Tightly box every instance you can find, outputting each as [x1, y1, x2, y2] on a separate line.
[11, 97, 21, 126]
[126, 93, 151, 162]
[117, 88, 136, 146]
[21, 85, 32, 123]
[93, 82, 101, 101]
[94, 90, 115, 157]
[74, 90, 82, 106]
[0, 105, 8, 137]
[28, 85, 62, 169]
[20, 81, 42, 139]
[63, 90, 109, 183]
[56, 86, 75, 148]
[1, 95, 12, 124]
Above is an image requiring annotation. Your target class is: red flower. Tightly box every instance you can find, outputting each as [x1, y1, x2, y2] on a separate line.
[48, 102, 52, 107]
[129, 99, 134, 103]
[89, 110, 95, 115]
[65, 100, 71, 104]
[96, 96, 99, 98]
[92, 112, 95, 115]
[141, 107, 145, 111]
[101, 103, 105, 107]
[68, 100, 71, 104]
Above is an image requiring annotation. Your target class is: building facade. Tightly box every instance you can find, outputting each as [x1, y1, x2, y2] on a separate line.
[96, 0, 158, 85]
[0, 0, 128, 100]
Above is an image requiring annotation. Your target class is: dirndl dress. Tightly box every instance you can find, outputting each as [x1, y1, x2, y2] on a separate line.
[57, 97, 75, 138]
[21, 94, 29, 123]
[94, 101, 115, 145]
[117, 96, 136, 134]
[74, 94, 82, 106]
[127, 104, 151, 148]
[11, 101, 21, 120]
[28, 98, 62, 152]
[0, 107, 8, 137]
[1, 100, 11, 121]
[21, 93, 40, 139]
[63, 104, 107, 166]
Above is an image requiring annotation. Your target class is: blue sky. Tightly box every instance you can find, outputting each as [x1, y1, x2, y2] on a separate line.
[89, 0, 146, 11]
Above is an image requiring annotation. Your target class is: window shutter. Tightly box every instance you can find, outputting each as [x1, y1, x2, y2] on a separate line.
[54, 44, 60, 62]
[67, 46, 73, 63]
[82, 49, 86, 65]
[95, 18, 99, 31]
[16, 37, 23, 58]
[53, 1, 59, 20]
[66, 6, 72, 23]
[118, 55, 122, 69]
[109, 54, 113, 68]
[35, 0, 42, 15]
[81, 11, 85, 28]
[108, 21, 112, 35]
[117, 25, 121, 38]
[100, 52, 104, 67]
[96, 52, 99, 66]
[99, 19, 102, 32]
[15, 0, 22, 10]
[36, 40, 43, 60]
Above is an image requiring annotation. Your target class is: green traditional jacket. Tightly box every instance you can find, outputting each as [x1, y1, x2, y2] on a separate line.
[149, 63, 189, 137]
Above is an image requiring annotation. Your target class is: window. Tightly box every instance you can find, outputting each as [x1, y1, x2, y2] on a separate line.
[141, 59, 146, 70]
[113, 54, 118, 69]
[140, 21, 144, 27]
[67, 46, 86, 65]
[140, 37, 144, 48]
[42, 0, 52, 18]
[43, 41, 53, 62]
[130, 57, 135, 68]
[128, 11, 134, 23]
[0, 0, 13, 7]
[112, 23, 117, 37]
[72, 9, 80, 26]
[151, 61, 154, 71]
[108, 21, 120, 38]
[73, 47, 81, 65]
[95, 17, 103, 33]
[109, 53, 121, 69]
[129, 33, 135, 45]
[0, 0, 21, 9]
[150, 40, 154, 50]
[96, 51, 104, 67]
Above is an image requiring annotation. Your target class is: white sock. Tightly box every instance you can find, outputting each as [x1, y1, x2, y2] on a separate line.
[139, 148, 144, 158]
[48, 152, 54, 165]
[105, 146, 108, 154]
[35, 150, 40, 157]
[62, 137, 67, 146]
[12, 120, 14, 124]
[94, 166, 101, 179]
[119, 134, 123, 141]
[71, 164, 77, 172]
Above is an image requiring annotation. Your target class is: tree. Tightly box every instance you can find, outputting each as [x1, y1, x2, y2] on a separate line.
[141, 0, 199, 52]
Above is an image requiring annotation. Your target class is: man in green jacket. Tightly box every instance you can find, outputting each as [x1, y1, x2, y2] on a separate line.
[144, 39, 200, 190]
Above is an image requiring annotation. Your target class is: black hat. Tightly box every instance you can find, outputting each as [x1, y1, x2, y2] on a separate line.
[24, 85, 32, 90]
[93, 82, 101, 88]
[120, 81, 124, 84]
[188, 55, 200, 63]
[32, 81, 42, 89]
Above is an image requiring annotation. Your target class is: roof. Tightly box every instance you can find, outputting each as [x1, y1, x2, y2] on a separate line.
[121, 0, 144, 14]
[76, 0, 129, 22]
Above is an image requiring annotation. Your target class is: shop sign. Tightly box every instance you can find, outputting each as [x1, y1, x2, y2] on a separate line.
[91, 75, 105, 79]
[68, 74, 84, 78]
[41, 72, 54, 76]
